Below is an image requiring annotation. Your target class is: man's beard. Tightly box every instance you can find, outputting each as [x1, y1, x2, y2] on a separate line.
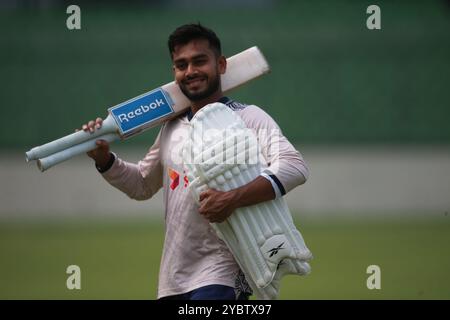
[179, 73, 221, 102]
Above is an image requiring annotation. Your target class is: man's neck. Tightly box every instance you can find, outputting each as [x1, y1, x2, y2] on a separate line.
[190, 91, 223, 115]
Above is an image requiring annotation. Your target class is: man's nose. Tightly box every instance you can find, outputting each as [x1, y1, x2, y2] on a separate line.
[185, 63, 198, 78]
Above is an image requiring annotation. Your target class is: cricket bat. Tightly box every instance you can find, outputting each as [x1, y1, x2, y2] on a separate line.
[25, 46, 270, 172]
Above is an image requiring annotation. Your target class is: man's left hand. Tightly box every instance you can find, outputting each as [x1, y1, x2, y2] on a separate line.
[198, 189, 240, 223]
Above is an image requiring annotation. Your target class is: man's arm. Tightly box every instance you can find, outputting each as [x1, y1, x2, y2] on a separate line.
[242, 105, 309, 197]
[81, 118, 164, 201]
[199, 176, 275, 223]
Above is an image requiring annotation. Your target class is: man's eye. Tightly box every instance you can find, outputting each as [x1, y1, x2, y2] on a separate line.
[176, 64, 187, 70]
[194, 59, 207, 66]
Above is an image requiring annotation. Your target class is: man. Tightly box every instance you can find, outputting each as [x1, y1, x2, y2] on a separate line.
[81, 23, 309, 300]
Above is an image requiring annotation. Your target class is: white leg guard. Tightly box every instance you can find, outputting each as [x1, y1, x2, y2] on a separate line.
[182, 103, 312, 300]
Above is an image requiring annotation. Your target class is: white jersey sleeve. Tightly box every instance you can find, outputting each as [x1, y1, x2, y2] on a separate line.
[100, 128, 164, 200]
[237, 105, 309, 196]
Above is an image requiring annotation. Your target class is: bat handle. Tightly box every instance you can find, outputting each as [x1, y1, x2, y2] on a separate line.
[25, 115, 117, 161]
[36, 133, 120, 172]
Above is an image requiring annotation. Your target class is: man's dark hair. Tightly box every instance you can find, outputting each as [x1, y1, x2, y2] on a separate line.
[168, 23, 222, 58]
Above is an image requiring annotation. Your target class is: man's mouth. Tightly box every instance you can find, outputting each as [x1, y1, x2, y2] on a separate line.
[185, 77, 206, 88]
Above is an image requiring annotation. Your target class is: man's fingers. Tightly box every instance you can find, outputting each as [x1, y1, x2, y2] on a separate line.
[95, 118, 103, 129]
[80, 118, 103, 133]
[198, 200, 210, 215]
[199, 190, 211, 202]
[96, 139, 108, 147]
[88, 120, 95, 133]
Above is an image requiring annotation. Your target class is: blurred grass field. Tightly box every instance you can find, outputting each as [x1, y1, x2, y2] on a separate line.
[1, 215, 449, 300]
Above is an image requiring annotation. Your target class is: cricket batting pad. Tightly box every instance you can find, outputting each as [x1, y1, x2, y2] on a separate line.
[182, 103, 312, 300]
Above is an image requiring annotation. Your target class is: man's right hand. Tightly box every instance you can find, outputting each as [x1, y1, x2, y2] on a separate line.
[76, 117, 112, 169]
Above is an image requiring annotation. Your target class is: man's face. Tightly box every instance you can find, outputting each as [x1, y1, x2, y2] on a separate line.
[172, 39, 226, 101]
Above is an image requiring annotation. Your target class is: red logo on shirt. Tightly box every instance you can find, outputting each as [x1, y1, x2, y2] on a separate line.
[168, 168, 179, 190]
[183, 170, 189, 187]
[168, 168, 189, 190]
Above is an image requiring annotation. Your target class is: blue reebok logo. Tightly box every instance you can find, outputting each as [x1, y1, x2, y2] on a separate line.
[109, 88, 174, 135]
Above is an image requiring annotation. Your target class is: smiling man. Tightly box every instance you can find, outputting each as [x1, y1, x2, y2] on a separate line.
[81, 23, 309, 300]
[171, 37, 225, 109]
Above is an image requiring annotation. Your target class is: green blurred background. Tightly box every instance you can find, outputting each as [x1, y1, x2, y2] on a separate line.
[1, 0, 449, 299]
[1, 0, 449, 148]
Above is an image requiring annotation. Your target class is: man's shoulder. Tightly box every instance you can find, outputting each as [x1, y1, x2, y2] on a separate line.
[228, 101, 271, 121]
[163, 97, 270, 126]
[222, 97, 265, 115]
[227, 99, 279, 130]
[224, 98, 248, 111]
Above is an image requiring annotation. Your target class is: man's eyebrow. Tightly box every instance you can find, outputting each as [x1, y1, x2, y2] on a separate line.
[173, 54, 209, 64]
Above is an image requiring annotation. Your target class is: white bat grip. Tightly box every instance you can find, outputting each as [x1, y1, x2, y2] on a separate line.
[36, 133, 120, 172]
[25, 115, 117, 161]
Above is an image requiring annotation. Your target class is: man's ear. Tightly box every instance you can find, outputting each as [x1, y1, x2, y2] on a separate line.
[218, 55, 227, 75]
